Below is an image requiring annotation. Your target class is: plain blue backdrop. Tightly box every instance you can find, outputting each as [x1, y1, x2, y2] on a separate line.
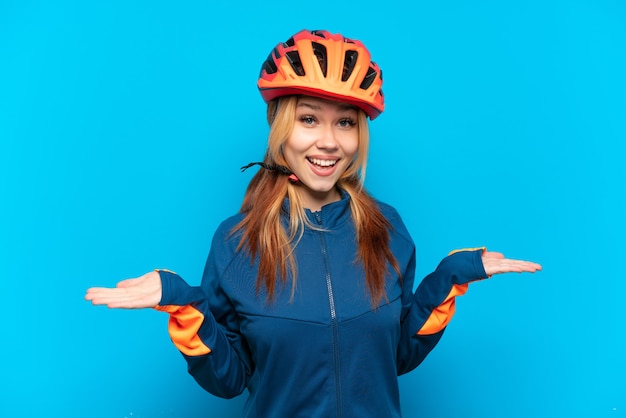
[1, 0, 624, 417]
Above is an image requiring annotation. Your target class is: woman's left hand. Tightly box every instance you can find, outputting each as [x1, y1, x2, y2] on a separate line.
[481, 251, 542, 276]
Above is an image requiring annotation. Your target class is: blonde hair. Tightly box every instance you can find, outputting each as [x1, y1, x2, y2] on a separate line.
[235, 96, 398, 305]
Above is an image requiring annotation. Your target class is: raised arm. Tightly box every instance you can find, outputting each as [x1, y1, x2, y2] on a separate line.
[397, 248, 541, 374]
[85, 263, 252, 398]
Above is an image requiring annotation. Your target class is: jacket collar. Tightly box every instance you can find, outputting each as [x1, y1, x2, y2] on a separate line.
[282, 189, 352, 230]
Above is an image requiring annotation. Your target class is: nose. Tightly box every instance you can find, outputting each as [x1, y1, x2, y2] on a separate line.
[315, 125, 339, 150]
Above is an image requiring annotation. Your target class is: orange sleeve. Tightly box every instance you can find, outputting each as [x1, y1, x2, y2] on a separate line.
[155, 304, 212, 356]
[417, 247, 486, 336]
[417, 283, 468, 335]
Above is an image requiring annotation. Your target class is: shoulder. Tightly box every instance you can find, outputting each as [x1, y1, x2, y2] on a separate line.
[210, 212, 246, 252]
[374, 199, 414, 246]
[202, 212, 250, 278]
[374, 199, 401, 221]
[214, 212, 246, 236]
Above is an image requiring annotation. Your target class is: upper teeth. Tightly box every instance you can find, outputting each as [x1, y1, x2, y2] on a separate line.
[310, 158, 337, 167]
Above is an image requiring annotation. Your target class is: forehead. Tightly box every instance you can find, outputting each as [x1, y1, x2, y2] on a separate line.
[296, 96, 358, 113]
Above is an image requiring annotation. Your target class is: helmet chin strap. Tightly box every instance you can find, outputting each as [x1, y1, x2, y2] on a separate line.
[240, 162, 300, 184]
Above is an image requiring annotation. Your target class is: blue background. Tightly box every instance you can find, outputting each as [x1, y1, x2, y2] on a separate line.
[1, 1, 624, 417]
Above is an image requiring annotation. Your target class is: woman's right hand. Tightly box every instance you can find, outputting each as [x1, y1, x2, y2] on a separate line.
[85, 270, 162, 309]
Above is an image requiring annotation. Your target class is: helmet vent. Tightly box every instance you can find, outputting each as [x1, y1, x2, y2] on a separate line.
[359, 66, 378, 90]
[261, 53, 278, 76]
[312, 42, 328, 77]
[342, 51, 358, 82]
[311, 30, 328, 39]
[284, 37, 296, 48]
[286, 51, 305, 76]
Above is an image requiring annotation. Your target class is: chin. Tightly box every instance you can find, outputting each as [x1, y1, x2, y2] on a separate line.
[309, 181, 339, 193]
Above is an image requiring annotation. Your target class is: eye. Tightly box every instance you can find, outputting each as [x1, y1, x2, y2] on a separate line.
[337, 118, 356, 128]
[299, 115, 317, 126]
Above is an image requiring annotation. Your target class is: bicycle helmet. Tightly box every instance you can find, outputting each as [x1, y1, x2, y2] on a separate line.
[258, 29, 385, 120]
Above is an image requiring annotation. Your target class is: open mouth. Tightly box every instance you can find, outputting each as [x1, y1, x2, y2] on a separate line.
[307, 157, 338, 167]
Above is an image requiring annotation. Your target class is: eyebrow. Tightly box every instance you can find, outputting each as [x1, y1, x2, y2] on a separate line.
[296, 101, 358, 112]
[297, 102, 322, 110]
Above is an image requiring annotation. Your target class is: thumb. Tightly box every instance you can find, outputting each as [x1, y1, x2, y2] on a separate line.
[116, 277, 144, 288]
[482, 251, 505, 259]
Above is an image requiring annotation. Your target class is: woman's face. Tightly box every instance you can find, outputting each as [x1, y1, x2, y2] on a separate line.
[283, 96, 359, 211]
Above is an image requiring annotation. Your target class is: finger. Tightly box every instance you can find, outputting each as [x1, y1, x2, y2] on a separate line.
[85, 287, 114, 301]
[88, 283, 161, 308]
[483, 258, 542, 276]
[116, 277, 144, 288]
[506, 259, 542, 272]
[117, 271, 160, 288]
[106, 288, 161, 309]
[85, 291, 127, 306]
[483, 251, 505, 259]
[86, 282, 139, 301]
[85, 287, 142, 306]
[88, 293, 156, 309]
[521, 261, 542, 272]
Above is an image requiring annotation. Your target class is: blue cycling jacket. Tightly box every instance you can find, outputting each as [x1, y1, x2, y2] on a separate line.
[156, 194, 487, 417]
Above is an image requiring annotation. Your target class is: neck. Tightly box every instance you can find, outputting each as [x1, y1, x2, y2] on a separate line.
[298, 186, 342, 212]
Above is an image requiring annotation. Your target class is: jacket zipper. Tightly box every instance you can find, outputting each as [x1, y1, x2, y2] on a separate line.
[314, 212, 342, 417]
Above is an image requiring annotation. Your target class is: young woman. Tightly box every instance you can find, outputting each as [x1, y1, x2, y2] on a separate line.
[86, 29, 541, 417]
